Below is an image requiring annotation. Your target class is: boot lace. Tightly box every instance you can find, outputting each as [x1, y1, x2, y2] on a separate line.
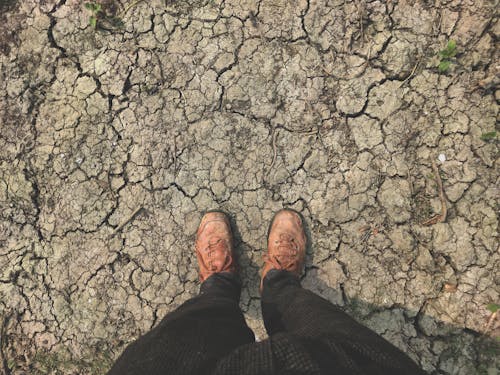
[206, 238, 231, 272]
[265, 233, 299, 271]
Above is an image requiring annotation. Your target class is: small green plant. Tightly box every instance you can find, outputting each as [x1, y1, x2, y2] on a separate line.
[486, 303, 499, 313]
[7, 358, 15, 370]
[84, 1, 124, 30]
[437, 40, 457, 73]
[84, 2, 102, 29]
[480, 131, 497, 142]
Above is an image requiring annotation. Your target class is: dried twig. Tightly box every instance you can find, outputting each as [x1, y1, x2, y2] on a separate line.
[119, 0, 146, 17]
[357, 224, 381, 246]
[109, 206, 145, 238]
[407, 169, 414, 196]
[357, 0, 365, 46]
[324, 46, 371, 78]
[296, 129, 319, 136]
[364, 45, 372, 67]
[267, 128, 279, 174]
[477, 74, 500, 91]
[173, 137, 177, 172]
[484, 311, 498, 333]
[421, 161, 447, 225]
[399, 58, 420, 87]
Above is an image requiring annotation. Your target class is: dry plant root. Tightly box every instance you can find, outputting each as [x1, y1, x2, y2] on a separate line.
[421, 161, 447, 226]
[484, 311, 498, 334]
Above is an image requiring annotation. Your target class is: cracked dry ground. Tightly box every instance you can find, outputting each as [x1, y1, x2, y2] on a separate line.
[0, 0, 499, 374]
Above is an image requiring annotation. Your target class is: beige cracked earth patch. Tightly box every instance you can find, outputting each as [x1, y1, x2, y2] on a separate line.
[0, 0, 498, 374]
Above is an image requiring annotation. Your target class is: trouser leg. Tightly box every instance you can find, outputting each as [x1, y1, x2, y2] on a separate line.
[108, 272, 255, 375]
[261, 269, 426, 375]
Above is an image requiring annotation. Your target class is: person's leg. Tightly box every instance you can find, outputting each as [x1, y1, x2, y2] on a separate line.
[108, 211, 255, 375]
[108, 272, 254, 375]
[259, 209, 426, 374]
[261, 269, 426, 374]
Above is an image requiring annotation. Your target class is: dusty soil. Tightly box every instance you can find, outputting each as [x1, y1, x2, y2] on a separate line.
[0, 0, 498, 374]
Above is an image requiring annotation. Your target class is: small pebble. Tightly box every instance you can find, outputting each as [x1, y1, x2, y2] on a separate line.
[438, 154, 446, 162]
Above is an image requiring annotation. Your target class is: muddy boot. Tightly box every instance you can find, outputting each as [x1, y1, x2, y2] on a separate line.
[196, 211, 237, 282]
[261, 209, 307, 291]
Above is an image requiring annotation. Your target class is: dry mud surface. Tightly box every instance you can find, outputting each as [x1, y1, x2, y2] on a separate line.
[0, 0, 499, 374]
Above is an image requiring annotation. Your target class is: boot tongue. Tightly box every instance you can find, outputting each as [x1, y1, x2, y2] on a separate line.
[279, 233, 293, 242]
[278, 233, 295, 250]
[277, 233, 296, 260]
[207, 238, 229, 271]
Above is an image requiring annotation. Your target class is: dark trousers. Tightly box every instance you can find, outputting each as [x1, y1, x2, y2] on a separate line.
[108, 270, 426, 375]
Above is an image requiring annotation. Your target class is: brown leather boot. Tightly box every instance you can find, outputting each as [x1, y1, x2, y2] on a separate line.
[195, 211, 237, 282]
[261, 209, 307, 291]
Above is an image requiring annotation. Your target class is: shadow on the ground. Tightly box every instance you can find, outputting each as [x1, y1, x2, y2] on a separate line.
[228, 211, 498, 375]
